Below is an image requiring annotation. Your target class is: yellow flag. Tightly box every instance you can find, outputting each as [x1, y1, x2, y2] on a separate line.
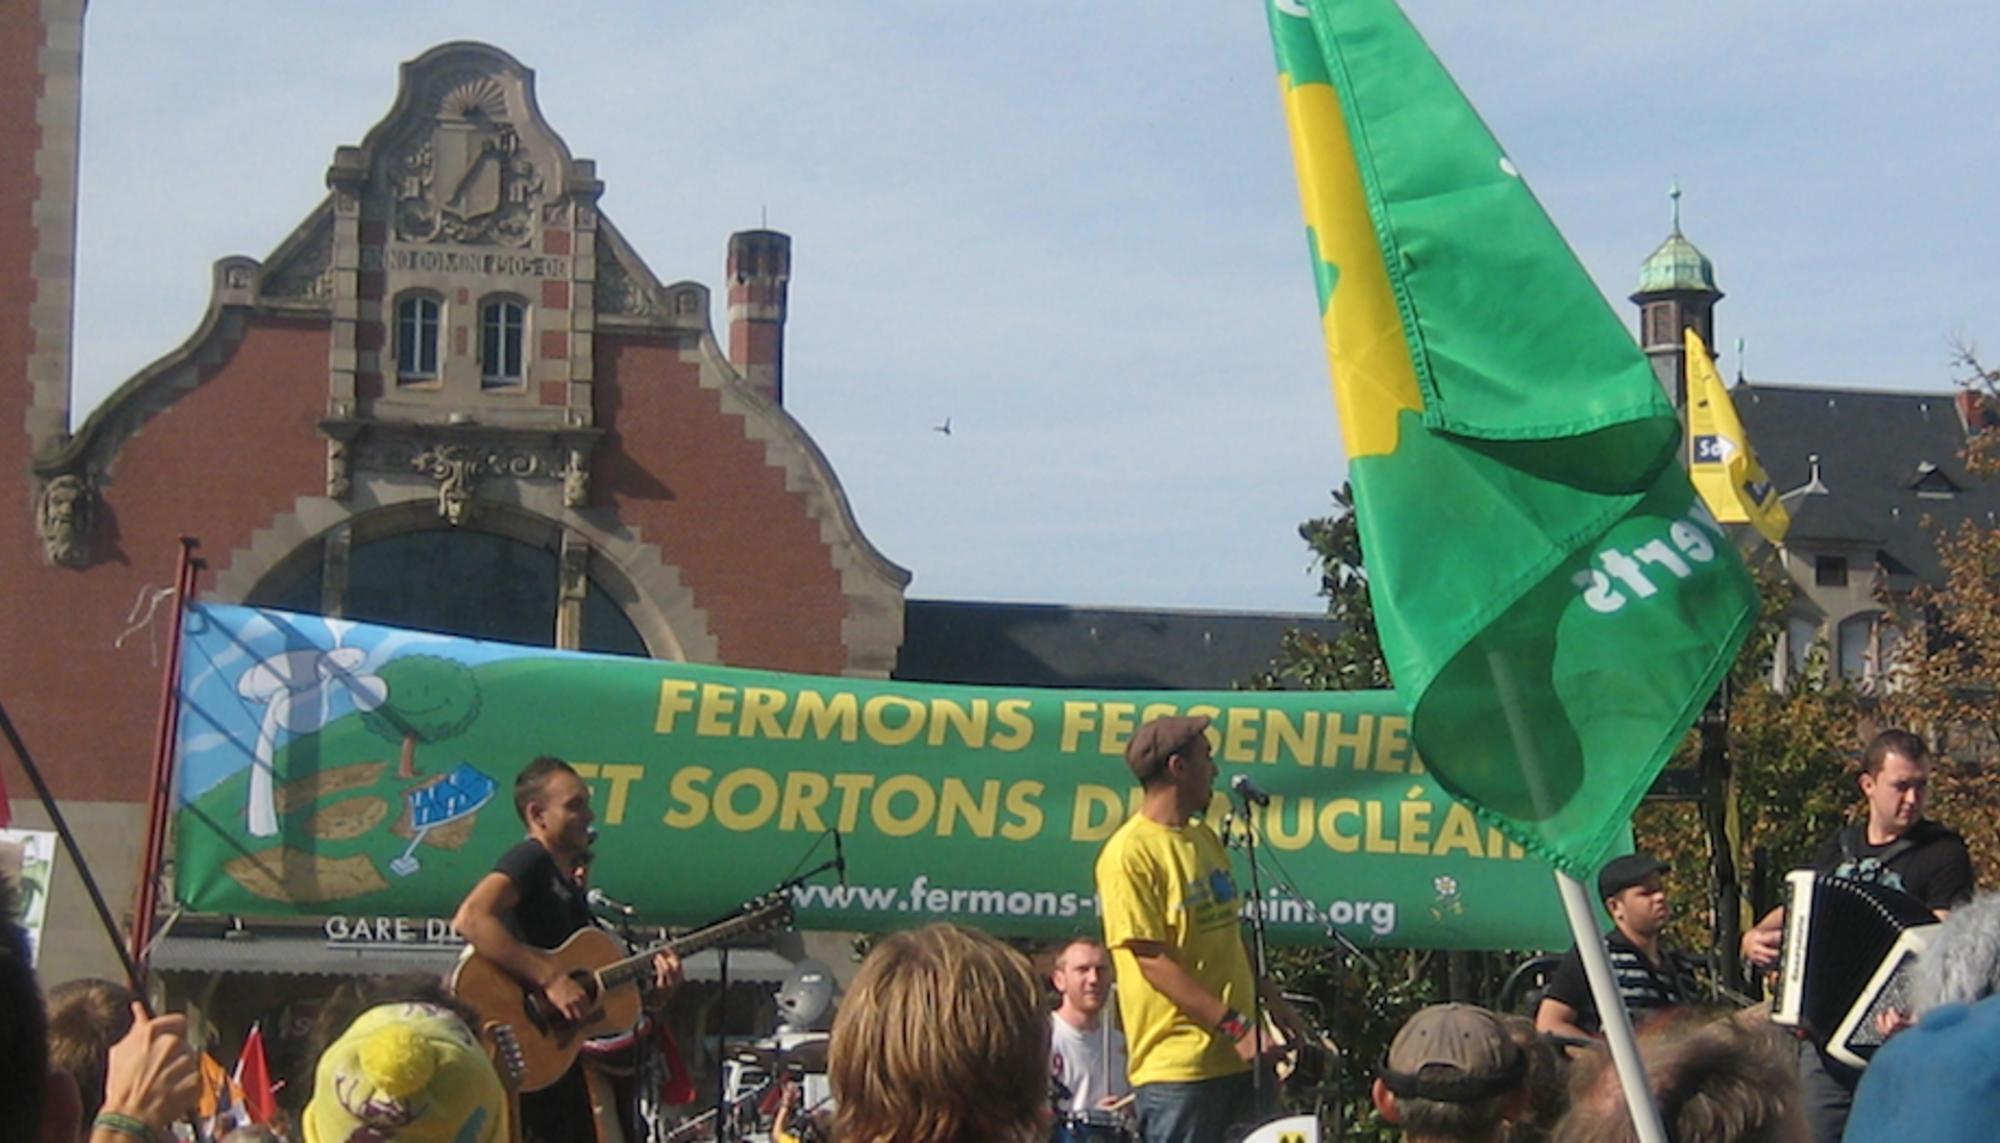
[1686, 329, 1790, 543]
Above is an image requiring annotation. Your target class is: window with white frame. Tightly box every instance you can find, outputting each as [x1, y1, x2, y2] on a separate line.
[480, 297, 526, 387]
[395, 294, 441, 381]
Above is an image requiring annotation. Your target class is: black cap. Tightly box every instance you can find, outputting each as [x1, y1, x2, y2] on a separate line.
[1597, 853, 1668, 901]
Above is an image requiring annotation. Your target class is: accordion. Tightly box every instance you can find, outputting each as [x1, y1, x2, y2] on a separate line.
[1770, 869, 1938, 1069]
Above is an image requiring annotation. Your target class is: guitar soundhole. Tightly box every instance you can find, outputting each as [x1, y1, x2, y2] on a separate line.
[522, 972, 602, 1034]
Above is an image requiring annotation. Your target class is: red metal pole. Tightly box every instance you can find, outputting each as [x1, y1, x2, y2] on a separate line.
[128, 537, 200, 978]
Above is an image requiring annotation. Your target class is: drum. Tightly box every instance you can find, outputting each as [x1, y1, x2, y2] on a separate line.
[1051, 1109, 1138, 1143]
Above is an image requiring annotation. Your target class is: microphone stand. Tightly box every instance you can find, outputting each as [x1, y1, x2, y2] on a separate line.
[707, 834, 846, 1140]
[1232, 790, 1273, 1118]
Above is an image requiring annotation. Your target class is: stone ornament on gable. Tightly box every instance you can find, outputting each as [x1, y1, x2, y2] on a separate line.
[391, 73, 547, 248]
[265, 215, 335, 301]
[596, 251, 659, 318]
[37, 472, 96, 567]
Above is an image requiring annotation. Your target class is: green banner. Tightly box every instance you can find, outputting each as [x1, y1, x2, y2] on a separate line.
[174, 605, 1591, 949]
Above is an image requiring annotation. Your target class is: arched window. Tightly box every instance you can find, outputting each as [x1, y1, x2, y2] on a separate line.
[1838, 612, 1884, 682]
[395, 294, 441, 382]
[1778, 614, 1821, 690]
[480, 297, 526, 387]
[254, 528, 648, 657]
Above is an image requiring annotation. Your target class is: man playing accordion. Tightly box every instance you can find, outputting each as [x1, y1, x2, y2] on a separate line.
[1741, 729, 1975, 1143]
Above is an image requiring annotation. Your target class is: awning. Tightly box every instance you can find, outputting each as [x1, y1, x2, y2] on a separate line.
[149, 929, 796, 982]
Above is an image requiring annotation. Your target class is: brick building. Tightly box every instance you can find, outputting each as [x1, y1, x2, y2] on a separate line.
[2, 32, 915, 986]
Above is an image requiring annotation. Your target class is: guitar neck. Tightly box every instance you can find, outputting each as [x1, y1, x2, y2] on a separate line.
[595, 909, 777, 990]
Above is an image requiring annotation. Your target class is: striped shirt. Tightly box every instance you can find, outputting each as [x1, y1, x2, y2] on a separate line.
[1543, 928, 1701, 1034]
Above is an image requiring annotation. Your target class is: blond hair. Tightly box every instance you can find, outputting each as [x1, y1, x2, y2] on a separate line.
[831, 924, 1048, 1143]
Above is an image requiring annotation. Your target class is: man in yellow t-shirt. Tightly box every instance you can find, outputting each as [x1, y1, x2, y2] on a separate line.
[1095, 714, 1303, 1143]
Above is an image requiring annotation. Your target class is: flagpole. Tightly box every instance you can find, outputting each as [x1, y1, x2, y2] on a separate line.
[1487, 651, 1668, 1143]
[130, 537, 201, 980]
[1554, 871, 1668, 1143]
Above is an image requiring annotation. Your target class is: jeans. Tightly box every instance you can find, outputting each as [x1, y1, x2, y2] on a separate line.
[1796, 1040, 1856, 1143]
[1133, 1071, 1262, 1143]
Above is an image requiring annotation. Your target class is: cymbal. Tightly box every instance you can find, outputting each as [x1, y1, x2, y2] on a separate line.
[728, 1044, 784, 1069]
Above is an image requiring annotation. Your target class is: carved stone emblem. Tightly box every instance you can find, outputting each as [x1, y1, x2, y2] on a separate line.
[393, 74, 545, 248]
[596, 249, 658, 318]
[37, 472, 95, 567]
[326, 437, 352, 499]
[410, 444, 486, 526]
[564, 447, 590, 508]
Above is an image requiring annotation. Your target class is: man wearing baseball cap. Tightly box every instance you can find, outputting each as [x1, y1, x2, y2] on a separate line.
[1371, 1004, 1528, 1143]
[1094, 714, 1307, 1143]
[1534, 853, 1701, 1045]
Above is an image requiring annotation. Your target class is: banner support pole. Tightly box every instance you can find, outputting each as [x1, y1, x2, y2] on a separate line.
[1555, 869, 1668, 1143]
[129, 537, 200, 984]
[0, 695, 146, 991]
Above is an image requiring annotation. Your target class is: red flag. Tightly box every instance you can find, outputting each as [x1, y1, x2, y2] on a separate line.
[234, 1022, 277, 1124]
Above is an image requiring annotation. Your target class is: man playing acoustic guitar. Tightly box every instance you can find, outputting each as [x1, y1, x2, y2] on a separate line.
[454, 756, 684, 1143]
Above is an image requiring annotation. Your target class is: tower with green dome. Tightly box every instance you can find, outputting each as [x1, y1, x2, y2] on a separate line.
[1631, 183, 1722, 406]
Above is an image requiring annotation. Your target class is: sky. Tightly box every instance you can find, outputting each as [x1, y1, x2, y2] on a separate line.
[70, 3, 2000, 615]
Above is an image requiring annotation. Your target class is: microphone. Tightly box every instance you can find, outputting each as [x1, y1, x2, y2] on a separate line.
[1230, 773, 1271, 807]
[832, 829, 848, 888]
[587, 887, 639, 918]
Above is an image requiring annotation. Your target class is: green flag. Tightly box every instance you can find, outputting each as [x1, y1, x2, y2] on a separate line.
[1266, 0, 1757, 875]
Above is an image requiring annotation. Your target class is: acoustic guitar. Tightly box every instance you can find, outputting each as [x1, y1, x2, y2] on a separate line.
[453, 895, 793, 1091]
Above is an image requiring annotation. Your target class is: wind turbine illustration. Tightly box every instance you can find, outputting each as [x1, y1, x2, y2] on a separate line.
[238, 626, 387, 838]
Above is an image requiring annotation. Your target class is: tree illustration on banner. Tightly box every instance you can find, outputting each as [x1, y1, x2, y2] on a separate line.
[362, 655, 483, 780]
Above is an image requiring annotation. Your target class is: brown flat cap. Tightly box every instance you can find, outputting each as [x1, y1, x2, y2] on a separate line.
[1124, 714, 1212, 782]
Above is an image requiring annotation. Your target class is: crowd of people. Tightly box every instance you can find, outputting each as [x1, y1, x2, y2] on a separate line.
[4, 722, 1994, 1143]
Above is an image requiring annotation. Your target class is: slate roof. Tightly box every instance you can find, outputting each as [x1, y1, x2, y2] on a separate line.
[1732, 382, 2000, 583]
[893, 599, 1339, 690]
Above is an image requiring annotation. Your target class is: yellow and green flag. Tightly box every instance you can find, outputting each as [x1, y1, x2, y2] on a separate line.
[1266, 0, 1758, 875]
[1686, 328, 1791, 543]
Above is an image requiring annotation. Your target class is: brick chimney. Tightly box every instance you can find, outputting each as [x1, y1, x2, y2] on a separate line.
[1956, 387, 1999, 434]
[727, 230, 790, 404]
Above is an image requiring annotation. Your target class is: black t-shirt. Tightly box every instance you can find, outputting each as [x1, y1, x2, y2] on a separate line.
[494, 839, 593, 950]
[1543, 928, 1700, 1034]
[1810, 819, 1974, 911]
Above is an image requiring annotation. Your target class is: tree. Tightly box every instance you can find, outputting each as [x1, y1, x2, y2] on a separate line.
[361, 655, 482, 780]
[1249, 484, 1389, 694]
[1877, 352, 2000, 875]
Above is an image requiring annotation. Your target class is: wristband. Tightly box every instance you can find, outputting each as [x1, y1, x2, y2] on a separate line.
[93, 1112, 157, 1143]
[1215, 1008, 1249, 1041]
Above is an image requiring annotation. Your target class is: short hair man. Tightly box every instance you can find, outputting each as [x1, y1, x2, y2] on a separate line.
[1739, 729, 1974, 1143]
[1094, 714, 1308, 1143]
[45, 978, 140, 1126]
[1535, 853, 1700, 1045]
[1554, 1017, 1808, 1143]
[1049, 937, 1132, 1114]
[0, 881, 198, 1143]
[453, 756, 682, 1143]
[1372, 1004, 1528, 1143]
[830, 923, 1049, 1143]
